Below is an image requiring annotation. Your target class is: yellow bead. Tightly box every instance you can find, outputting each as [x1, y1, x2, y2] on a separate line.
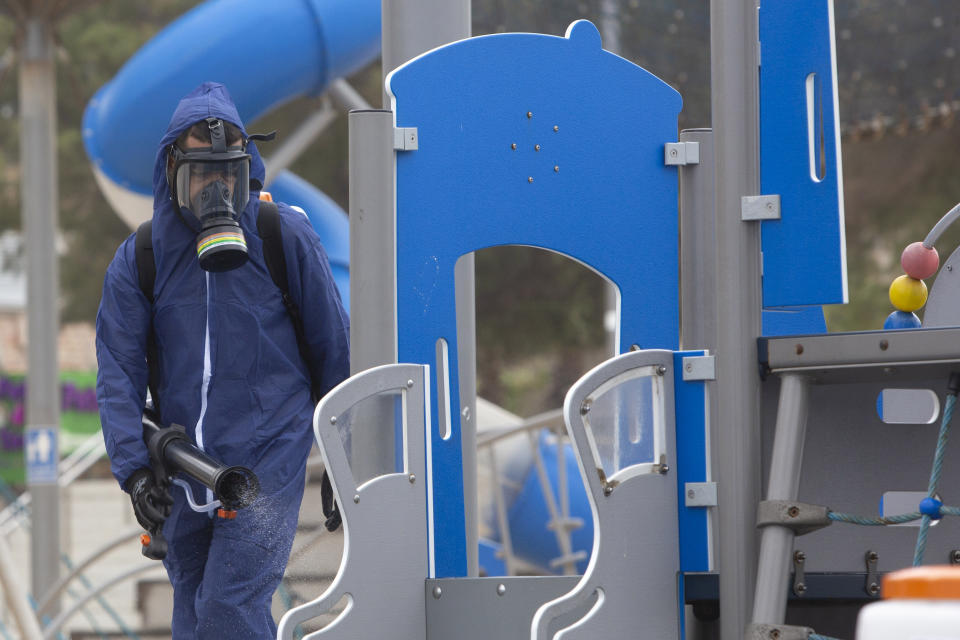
[889, 275, 928, 312]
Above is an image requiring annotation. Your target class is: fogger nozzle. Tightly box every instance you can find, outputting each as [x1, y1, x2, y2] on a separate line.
[143, 412, 261, 510]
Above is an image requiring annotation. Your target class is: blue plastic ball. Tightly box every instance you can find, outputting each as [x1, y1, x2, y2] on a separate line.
[919, 497, 943, 519]
[883, 310, 922, 330]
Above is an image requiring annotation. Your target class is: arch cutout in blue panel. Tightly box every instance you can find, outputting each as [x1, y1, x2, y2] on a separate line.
[388, 20, 682, 577]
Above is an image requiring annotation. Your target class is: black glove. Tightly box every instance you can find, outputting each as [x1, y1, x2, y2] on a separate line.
[125, 468, 173, 532]
[320, 470, 342, 532]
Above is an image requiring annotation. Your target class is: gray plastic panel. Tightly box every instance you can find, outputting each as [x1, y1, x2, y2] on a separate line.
[425, 577, 590, 640]
[760, 376, 960, 575]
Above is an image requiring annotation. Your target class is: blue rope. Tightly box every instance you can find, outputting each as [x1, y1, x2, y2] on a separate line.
[810, 635, 844, 640]
[828, 510, 922, 525]
[914, 393, 956, 566]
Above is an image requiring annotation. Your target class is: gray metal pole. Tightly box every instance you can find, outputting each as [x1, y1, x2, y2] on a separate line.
[379, 0, 477, 577]
[19, 17, 62, 606]
[752, 374, 810, 624]
[349, 109, 397, 481]
[679, 129, 717, 354]
[710, 1, 764, 637]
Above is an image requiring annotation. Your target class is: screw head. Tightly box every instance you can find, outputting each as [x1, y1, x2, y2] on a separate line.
[433, 586, 442, 599]
[580, 400, 591, 416]
[868, 582, 880, 595]
[526, 111, 533, 119]
[657, 365, 667, 375]
[868, 551, 879, 562]
[794, 551, 806, 562]
[528, 177, 534, 183]
[788, 506, 800, 518]
[951, 549, 960, 564]
[353, 494, 360, 504]
[603, 484, 614, 496]
[511, 143, 517, 150]
[496, 583, 506, 596]
[771, 630, 781, 640]
[670, 148, 678, 157]
[687, 489, 695, 499]
[795, 583, 807, 594]
[462, 407, 471, 420]
[554, 165, 559, 172]
[553, 125, 559, 132]
[535, 144, 541, 151]
[879, 339, 889, 351]
[685, 362, 693, 372]
[409, 474, 416, 484]
[330, 416, 337, 425]
[795, 344, 804, 355]
[407, 379, 414, 388]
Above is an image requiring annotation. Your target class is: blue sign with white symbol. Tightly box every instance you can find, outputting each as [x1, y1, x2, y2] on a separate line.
[26, 427, 58, 484]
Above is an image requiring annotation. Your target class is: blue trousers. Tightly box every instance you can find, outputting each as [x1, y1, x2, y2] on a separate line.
[161, 471, 305, 639]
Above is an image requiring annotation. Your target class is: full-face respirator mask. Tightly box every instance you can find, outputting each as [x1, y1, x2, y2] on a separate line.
[166, 118, 273, 272]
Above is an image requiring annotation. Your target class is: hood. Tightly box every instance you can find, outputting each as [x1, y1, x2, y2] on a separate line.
[152, 82, 266, 230]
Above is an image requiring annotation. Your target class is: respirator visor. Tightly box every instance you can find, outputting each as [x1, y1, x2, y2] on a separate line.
[172, 154, 250, 222]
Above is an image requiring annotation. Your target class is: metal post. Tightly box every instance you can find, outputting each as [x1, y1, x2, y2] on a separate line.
[710, 1, 763, 637]
[19, 17, 61, 606]
[752, 374, 810, 624]
[379, 0, 477, 576]
[679, 129, 717, 354]
[349, 109, 397, 481]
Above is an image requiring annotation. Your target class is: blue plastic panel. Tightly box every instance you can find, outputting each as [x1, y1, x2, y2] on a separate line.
[759, 0, 847, 307]
[389, 20, 682, 576]
[674, 351, 711, 573]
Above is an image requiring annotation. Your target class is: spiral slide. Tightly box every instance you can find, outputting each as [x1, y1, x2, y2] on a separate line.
[82, 0, 383, 306]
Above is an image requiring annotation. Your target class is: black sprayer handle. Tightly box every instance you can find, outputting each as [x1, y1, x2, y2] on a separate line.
[141, 526, 168, 561]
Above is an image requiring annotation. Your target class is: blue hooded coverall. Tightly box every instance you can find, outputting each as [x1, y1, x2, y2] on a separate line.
[96, 82, 350, 638]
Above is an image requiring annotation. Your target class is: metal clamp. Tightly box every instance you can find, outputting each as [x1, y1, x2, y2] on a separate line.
[394, 127, 418, 151]
[865, 550, 880, 597]
[684, 482, 718, 507]
[682, 355, 716, 381]
[664, 141, 700, 166]
[792, 550, 807, 597]
[741, 195, 781, 221]
[745, 623, 815, 640]
[756, 500, 831, 536]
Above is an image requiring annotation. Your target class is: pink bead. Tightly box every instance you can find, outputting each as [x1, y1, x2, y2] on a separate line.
[901, 242, 940, 280]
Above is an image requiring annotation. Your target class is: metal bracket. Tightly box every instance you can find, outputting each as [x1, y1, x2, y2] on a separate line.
[792, 550, 806, 597]
[755, 500, 830, 536]
[394, 127, 418, 151]
[745, 623, 815, 640]
[741, 194, 781, 221]
[682, 355, 716, 381]
[864, 550, 880, 597]
[664, 141, 700, 166]
[684, 482, 718, 507]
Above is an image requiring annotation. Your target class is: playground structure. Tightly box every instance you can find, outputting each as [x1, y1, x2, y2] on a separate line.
[4, 0, 960, 638]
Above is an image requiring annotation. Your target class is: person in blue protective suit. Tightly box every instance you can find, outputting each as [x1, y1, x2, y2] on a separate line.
[95, 82, 350, 638]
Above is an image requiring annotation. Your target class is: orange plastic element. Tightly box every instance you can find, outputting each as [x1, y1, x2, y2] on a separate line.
[140, 534, 151, 546]
[259, 191, 273, 202]
[883, 566, 960, 599]
[217, 508, 237, 520]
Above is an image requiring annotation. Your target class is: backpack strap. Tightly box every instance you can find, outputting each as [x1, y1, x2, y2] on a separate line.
[256, 201, 321, 402]
[135, 221, 161, 414]
[257, 200, 341, 530]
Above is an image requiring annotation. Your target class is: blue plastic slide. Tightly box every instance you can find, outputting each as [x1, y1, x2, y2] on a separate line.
[82, 0, 382, 306]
